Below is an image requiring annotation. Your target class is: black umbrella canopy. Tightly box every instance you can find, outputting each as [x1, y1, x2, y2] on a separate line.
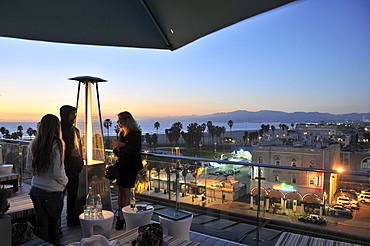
[0, 0, 296, 51]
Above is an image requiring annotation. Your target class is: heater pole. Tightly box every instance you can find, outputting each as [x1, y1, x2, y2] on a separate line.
[85, 81, 89, 196]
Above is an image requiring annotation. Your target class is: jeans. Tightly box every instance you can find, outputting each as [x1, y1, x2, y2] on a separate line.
[30, 186, 64, 246]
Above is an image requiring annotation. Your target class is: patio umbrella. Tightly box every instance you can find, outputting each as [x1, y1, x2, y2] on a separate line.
[0, 0, 296, 51]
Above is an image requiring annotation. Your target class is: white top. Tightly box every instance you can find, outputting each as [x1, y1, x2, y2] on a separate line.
[26, 140, 68, 192]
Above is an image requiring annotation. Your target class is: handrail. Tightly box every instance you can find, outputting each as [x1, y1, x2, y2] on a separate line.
[142, 152, 370, 177]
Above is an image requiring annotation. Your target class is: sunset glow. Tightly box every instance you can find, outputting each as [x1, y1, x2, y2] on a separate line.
[0, 0, 369, 122]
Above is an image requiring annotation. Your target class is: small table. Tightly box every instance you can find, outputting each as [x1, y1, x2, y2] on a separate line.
[158, 209, 193, 241]
[122, 204, 154, 231]
[159, 214, 193, 241]
[79, 210, 114, 239]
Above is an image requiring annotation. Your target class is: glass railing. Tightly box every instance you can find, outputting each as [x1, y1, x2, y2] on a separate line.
[2, 138, 370, 244]
[0, 139, 31, 186]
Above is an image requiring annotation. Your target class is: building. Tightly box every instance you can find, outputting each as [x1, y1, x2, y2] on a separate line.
[295, 123, 337, 141]
[251, 143, 341, 210]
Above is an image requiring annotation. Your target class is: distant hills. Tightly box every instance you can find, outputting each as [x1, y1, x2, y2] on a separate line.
[137, 110, 370, 123]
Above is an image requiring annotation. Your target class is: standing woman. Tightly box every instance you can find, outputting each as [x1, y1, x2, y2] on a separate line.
[114, 111, 143, 230]
[26, 114, 68, 246]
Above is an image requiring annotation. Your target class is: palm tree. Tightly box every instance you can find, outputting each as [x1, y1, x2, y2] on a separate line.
[11, 132, 19, 139]
[0, 127, 6, 138]
[114, 124, 120, 135]
[221, 126, 226, 152]
[228, 120, 234, 139]
[17, 125, 23, 138]
[154, 122, 160, 135]
[26, 127, 34, 139]
[207, 121, 214, 144]
[152, 133, 158, 152]
[3, 129, 10, 139]
[201, 123, 206, 144]
[103, 118, 112, 141]
[243, 131, 249, 144]
[145, 133, 152, 149]
[271, 125, 276, 139]
[214, 126, 223, 144]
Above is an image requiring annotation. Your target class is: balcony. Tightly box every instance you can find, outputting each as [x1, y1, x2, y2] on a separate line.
[1, 138, 369, 245]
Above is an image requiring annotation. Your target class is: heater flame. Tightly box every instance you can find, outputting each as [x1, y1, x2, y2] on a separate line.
[86, 82, 93, 164]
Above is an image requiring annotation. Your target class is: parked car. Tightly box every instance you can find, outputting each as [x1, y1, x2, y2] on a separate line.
[335, 203, 359, 211]
[336, 196, 351, 205]
[358, 194, 370, 203]
[336, 188, 359, 199]
[361, 188, 370, 194]
[298, 214, 326, 224]
[329, 205, 353, 216]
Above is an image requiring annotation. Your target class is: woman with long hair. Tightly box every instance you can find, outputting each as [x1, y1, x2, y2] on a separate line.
[113, 111, 143, 230]
[26, 114, 68, 246]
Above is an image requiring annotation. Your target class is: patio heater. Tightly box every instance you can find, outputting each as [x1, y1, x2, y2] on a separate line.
[69, 76, 112, 214]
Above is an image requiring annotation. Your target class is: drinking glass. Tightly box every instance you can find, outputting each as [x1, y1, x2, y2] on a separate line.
[84, 205, 91, 219]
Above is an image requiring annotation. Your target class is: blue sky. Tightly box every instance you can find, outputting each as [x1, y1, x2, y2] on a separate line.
[0, 0, 369, 122]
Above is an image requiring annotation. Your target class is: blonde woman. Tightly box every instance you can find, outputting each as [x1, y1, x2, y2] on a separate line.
[113, 111, 143, 230]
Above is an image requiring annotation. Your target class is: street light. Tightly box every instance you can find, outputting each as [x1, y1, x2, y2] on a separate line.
[337, 167, 344, 173]
[214, 142, 217, 155]
[336, 167, 344, 191]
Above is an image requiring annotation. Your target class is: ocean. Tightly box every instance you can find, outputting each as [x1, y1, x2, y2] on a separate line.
[0, 121, 288, 138]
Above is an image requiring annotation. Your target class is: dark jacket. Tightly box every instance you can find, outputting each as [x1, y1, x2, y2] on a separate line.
[60, 105, 84, 181]
[115, 130, 143, 173]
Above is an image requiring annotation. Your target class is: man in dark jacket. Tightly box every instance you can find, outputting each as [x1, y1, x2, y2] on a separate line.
[60, 105, 84, 226]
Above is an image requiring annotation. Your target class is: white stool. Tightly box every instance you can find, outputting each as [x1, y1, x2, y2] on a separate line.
[122, 204, 154, 231]
[79, 210, 114, 239]
[0, 164, 13, 173]
[159, 213, 193, 240]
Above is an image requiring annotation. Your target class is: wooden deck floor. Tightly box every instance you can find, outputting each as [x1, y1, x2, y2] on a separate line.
[7, 184, 248, 246]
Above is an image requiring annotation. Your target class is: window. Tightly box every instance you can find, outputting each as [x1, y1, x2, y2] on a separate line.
[309, 179, 314, 185]
[258, 156, 263, 164]
[291, 157, 297, 167]
[310, 160, 315, 168]
[292, 178, 297, 184]
[361, 158, 370, 169]
[275, 156, 281, 165]
[275, 175, 279, 181]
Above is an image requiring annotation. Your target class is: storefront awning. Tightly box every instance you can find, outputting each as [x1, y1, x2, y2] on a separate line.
[303, 193, 322, 204]
[285, 192, 303, 201]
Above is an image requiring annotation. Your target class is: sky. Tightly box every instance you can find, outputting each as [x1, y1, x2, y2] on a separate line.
[0, 0, 369, 122]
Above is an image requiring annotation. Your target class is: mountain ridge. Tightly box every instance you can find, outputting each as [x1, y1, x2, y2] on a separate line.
[136, 110, 370, 123]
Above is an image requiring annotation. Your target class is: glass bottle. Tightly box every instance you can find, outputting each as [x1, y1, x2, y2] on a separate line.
[86, 186, 95, 209]
[130, 189, 136, 210]
[96, 194, 103, 218]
